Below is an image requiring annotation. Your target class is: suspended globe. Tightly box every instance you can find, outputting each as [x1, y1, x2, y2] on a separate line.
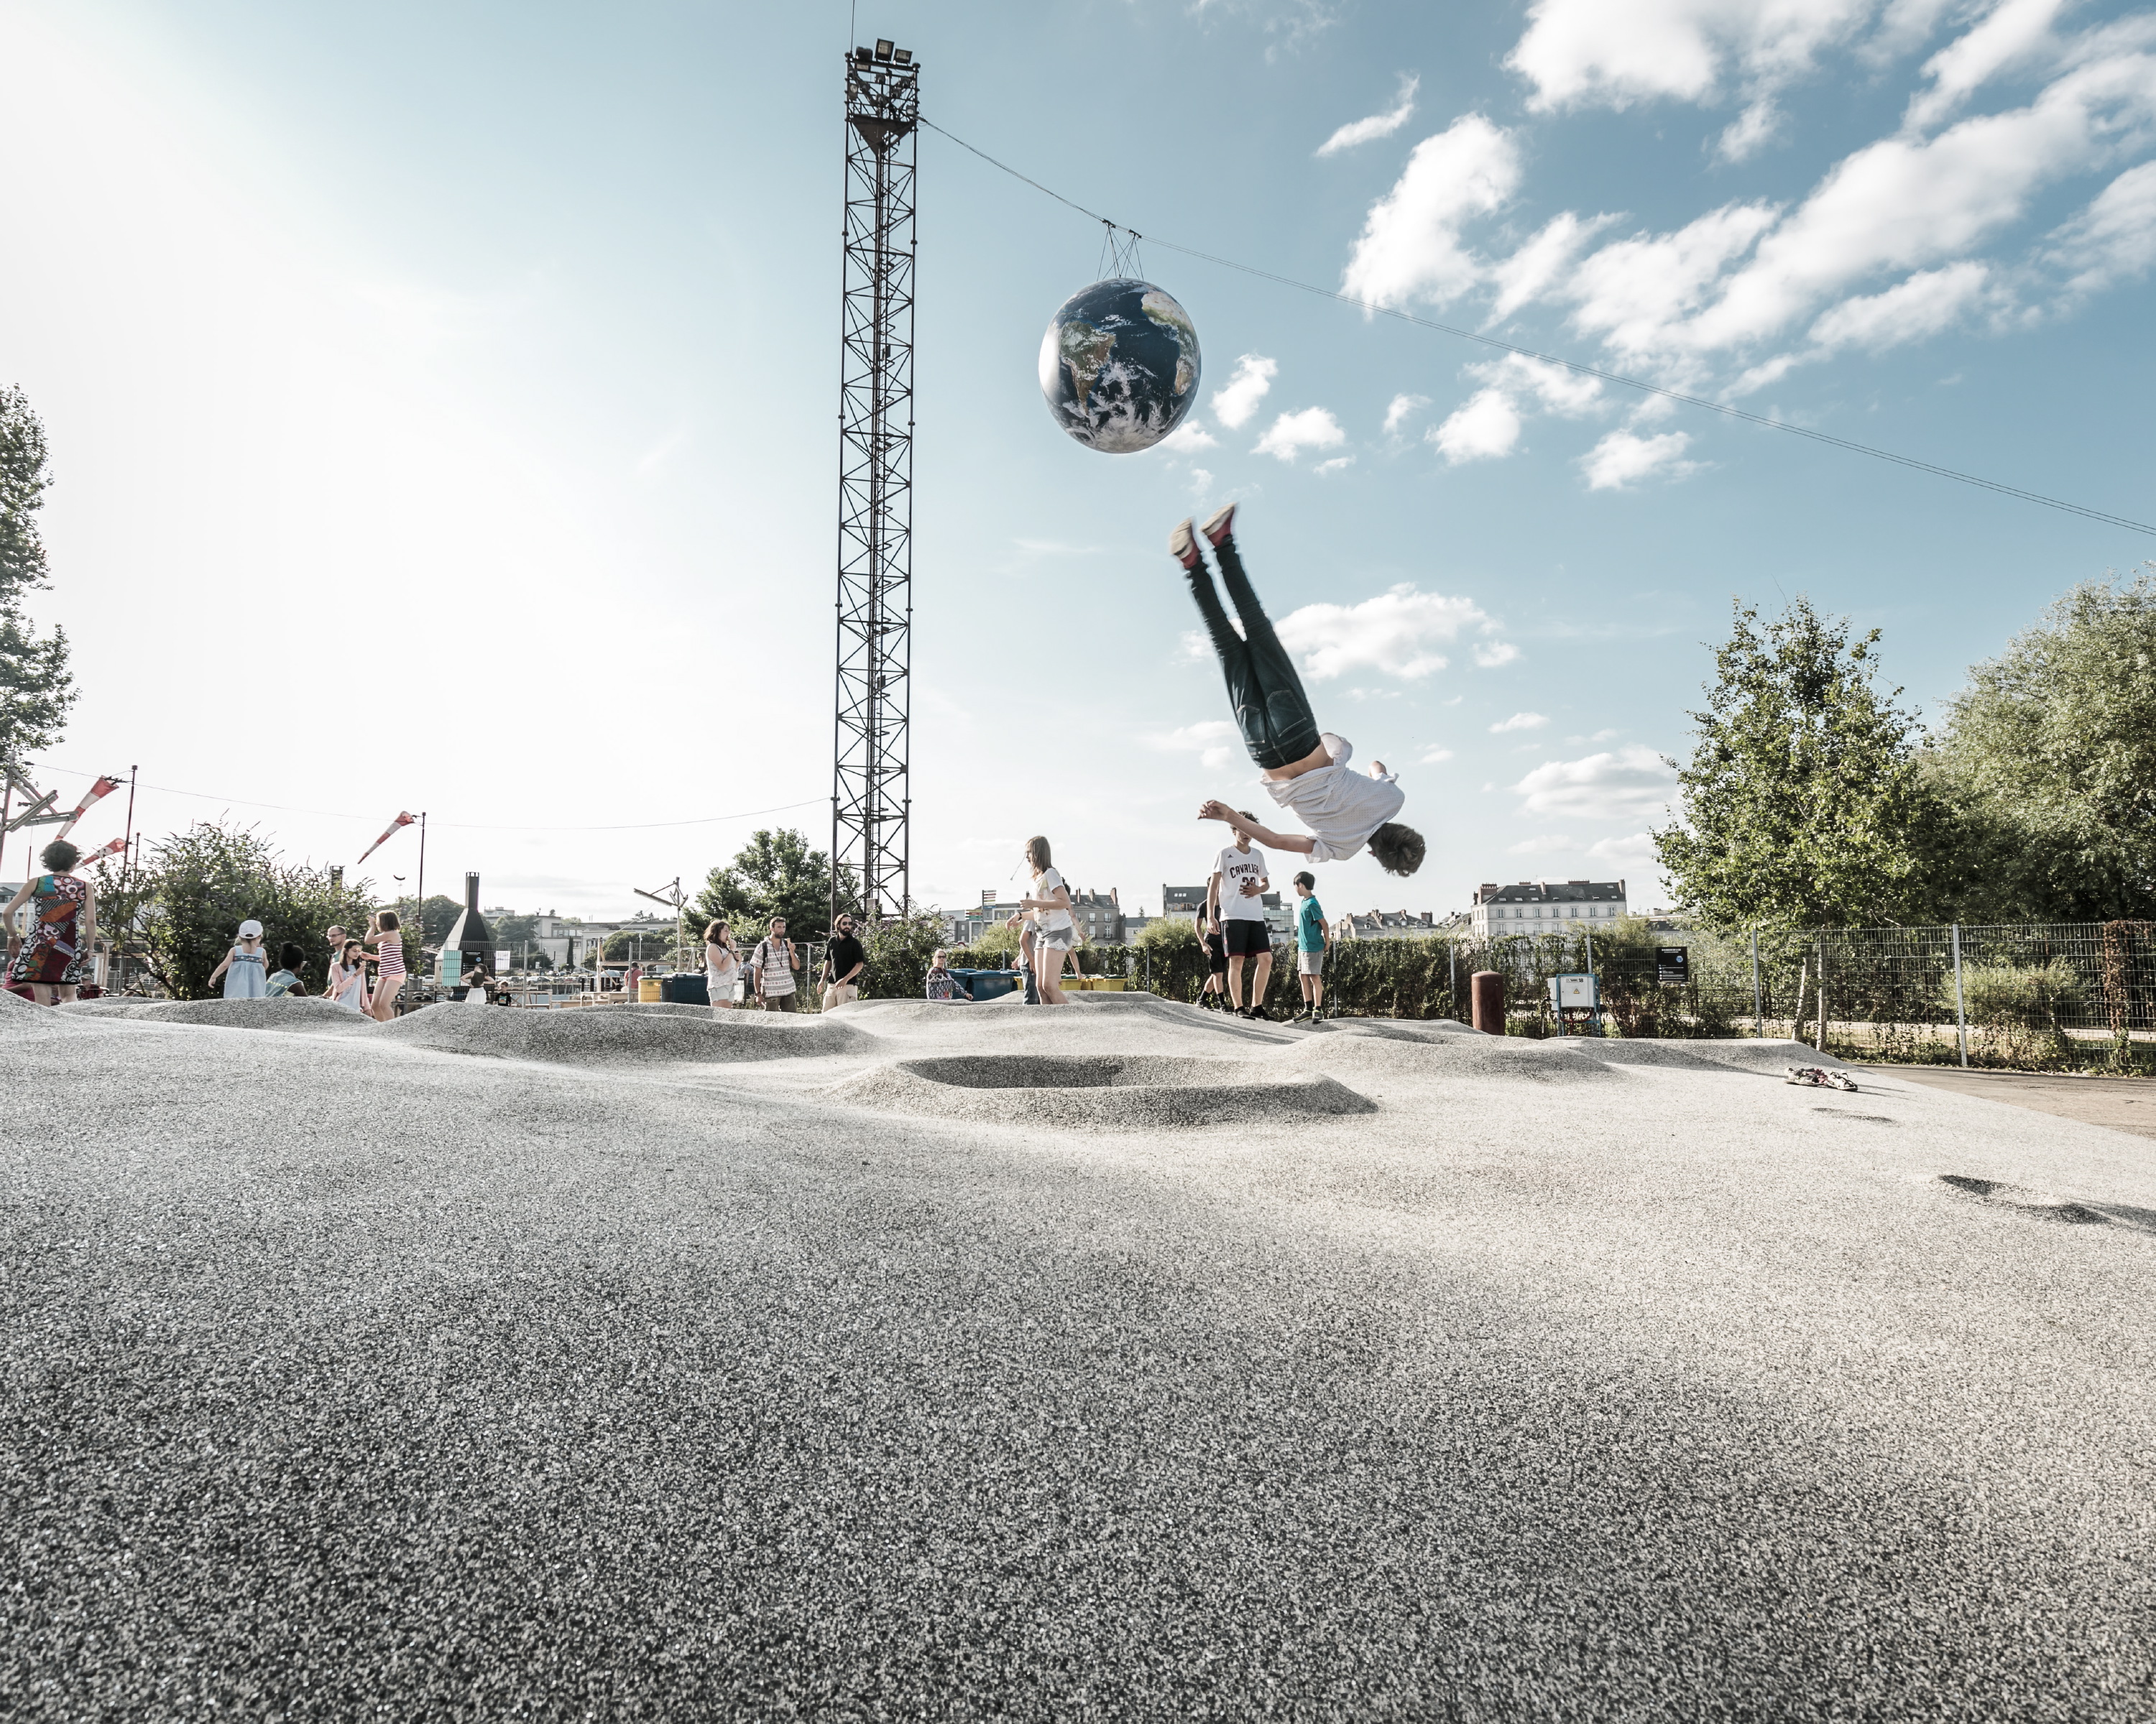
[1038, 278, 1202, 453]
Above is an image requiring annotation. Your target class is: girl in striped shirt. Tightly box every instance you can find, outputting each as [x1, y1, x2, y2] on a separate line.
[367, 909, 405, 1022]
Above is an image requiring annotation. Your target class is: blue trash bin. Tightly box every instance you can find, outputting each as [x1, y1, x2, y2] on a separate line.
[952, 967, 1021, 1002]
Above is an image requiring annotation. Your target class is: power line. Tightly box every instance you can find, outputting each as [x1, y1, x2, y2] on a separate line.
[921, 116, 2156, 539]
[22, 759, 822, 832]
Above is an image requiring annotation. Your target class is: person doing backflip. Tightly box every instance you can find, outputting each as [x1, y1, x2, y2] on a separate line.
[1169, 504, 1425, 877]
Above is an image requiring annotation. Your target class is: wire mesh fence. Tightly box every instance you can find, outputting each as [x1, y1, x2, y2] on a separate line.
[949, 920, 2156, 1072]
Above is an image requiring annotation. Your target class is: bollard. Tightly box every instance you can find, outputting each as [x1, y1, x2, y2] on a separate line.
[1470, 969, 1505, 1035]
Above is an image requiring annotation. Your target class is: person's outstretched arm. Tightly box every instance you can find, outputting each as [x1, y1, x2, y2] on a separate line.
[1198, 800, 1314, 854]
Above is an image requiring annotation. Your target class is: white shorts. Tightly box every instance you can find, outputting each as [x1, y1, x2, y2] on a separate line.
[1035, 924, 1075, 952]
[1297, 949, 1325, 977]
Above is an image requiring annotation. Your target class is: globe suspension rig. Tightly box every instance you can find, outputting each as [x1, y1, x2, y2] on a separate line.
[832, 37, 918, 929]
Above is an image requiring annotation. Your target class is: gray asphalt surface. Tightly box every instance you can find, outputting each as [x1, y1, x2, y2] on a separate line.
[4, 995, 2154, 1720]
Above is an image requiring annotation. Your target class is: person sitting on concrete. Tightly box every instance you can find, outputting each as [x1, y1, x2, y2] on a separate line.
[924, 950, 970, 1002]
[265, 943, 308, 997]
[1291, 872, 1330, 1023]
[752, 918, 798, 1013]
[1170, 504, 1424, 879]
[823, 913, 866, 1008]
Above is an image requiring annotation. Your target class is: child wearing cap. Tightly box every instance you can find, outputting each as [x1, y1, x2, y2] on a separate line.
[208, 920, 270, 1000]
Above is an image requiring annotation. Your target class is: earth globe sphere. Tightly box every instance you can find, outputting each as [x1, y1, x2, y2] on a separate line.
[1038, 278, 1202, 453]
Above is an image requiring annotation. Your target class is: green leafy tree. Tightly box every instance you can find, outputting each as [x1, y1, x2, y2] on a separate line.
[859, 911, 946, 999]
[99, 821, 377, 998]
[1655, 598, 1950, 932]
[1927, 567, 2156, 921]
[0, 386, 75, 770]
[688, 828, 854, 941]
[603, 923, 671, 962]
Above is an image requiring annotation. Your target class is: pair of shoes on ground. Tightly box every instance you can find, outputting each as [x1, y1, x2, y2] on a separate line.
[1169, 503, 1237, 571]
[1783, 1064, 1858, 1092]
[1237, 1002, 1273, 1021]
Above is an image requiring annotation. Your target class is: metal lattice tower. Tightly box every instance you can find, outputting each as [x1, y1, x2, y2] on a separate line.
[832, 40, 918, 928]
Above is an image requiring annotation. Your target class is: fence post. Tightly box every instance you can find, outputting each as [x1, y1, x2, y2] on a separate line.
[1951, 922, 1968, 1069]
[1751, 928, 1763, 1039]
[1816, 936, 1828, 1052]
[1450, 941, 1457, 1022]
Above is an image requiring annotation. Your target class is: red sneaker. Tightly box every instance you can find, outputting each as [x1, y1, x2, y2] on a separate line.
[1200, 502, 1237, 547]
[1169, 518, 1202, 571]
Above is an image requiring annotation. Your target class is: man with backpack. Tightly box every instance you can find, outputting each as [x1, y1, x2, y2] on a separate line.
[752, 917, 799, 1012]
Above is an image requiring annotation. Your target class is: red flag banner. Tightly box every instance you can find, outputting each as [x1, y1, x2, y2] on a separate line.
[356, 811, 415, 867]
[53, 775, 121, 841]
[78, 835, 127, 865]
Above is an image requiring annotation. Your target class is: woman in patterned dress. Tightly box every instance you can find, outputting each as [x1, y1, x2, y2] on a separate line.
[4, 839, 97, 1005]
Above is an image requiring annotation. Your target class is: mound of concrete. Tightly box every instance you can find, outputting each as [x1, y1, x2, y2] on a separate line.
[1289, 1030, 1631, 1084]
[828, 1050, 1376, 1127]
[57, 995, 378, 1034]
[372, 1000, 875, 1064]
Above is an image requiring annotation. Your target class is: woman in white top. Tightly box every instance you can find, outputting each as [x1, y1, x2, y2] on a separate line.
[1015, 835, 1076, 1006]
[703, 918, 742, 1013]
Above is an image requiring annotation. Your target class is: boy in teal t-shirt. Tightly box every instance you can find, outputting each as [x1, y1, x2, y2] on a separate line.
[1291, 871, 1330, 1023]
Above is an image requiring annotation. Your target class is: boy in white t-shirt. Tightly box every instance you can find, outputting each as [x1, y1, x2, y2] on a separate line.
[1169, 504, 1426, 877]
[1209, 826, 1274, 1018]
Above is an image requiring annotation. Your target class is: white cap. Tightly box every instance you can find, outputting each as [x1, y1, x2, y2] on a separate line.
[238, 919, 264, 939]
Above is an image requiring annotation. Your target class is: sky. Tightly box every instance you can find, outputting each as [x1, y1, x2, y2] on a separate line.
[1, 0, 2152, 923]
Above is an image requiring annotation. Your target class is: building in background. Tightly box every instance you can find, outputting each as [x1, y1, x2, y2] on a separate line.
[1470, 880, 1628, 936]
[1335, 909, 1438, 940]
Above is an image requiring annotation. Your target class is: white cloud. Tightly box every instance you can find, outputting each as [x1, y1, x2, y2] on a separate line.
[1473, 640, 1521, 668]
[1506, 833, 1579, 855]
[1491, 710, 1549, 732]
[2045, 159, 2156, 295]
[1317, 73, 1420, 155]
[1273, 583, 1491, 680]
[1515, 745, 1677, 819]
[1564, 200, 1780, 360]
[1421, 745, 1456, 763]
[1715, 97, 1782, 162]
[1430, 388, 1521, 463]
[1253, 405, 1348, 462]
[1381, 392, 1429, 433]
[1506, 0, 1876, 114]
[1340, 114, 1521, 308]
[1490, 212, 1620, 320]
[1314, 454, 1355, 474]
[1806, 259, 1991, 351]
[1160, 418, 1220, 451]
[1905, 0, 2068, 131]
[1153, 719, 1240, 770]
[1210, 354, 1278, 429]
[1581, 429, 1697, 489]
[1587, 831, 1660, 865]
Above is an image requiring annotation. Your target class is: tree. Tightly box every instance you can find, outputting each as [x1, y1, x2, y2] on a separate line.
[688, 828, 854, 941]
[0, 386, 75, 770]
[1654, 598, 1949, 932]
[98, 822, 377, 998]
[1927, 567, 2156, 921]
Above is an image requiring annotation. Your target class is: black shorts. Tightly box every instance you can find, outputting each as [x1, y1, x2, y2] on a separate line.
[1223, 919, 1270, 958]
[1204, 931, 1227, 974]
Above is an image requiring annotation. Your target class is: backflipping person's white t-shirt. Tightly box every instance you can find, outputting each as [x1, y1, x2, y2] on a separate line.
[1263, 733, 1404, 863]
[1215, 843, 1271, 919]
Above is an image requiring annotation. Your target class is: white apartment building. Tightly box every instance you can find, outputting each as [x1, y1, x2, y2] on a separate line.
[1470, 879, 1629, 935]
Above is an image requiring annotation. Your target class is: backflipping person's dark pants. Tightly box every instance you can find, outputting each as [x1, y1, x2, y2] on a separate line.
[1186, 535, 1324, 771]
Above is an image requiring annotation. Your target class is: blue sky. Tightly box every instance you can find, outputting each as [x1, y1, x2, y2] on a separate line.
[2, 0, 2151, 921]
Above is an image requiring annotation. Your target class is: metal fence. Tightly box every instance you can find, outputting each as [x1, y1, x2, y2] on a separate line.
[941, 921, 2156, 1072]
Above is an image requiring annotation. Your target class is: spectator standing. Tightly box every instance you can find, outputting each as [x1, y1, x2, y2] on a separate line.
[1016, 836, 1075, 1006]
[1199, 880, 1229, 1011]
[752, 917, 799, 1013]
[625, 960, 642, 1004]
[704, 919, 741, 1013]
[1291, 872, 1330, 1022]
[208, 919, 270, 1000]
[325, 939, 369, 1012]
[823, 913, 866, 1008]
[364, 911, 405, 1022]
[1210, 825, 1273, 1018]
[265, 943, 308, 997]
[3, 839, 96, 1005]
